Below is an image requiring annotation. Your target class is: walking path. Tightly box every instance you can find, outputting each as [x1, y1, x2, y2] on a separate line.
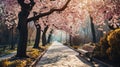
[36, 41, 93, 67]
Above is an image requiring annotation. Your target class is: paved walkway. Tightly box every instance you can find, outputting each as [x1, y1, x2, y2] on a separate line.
[36, 41, 92, 67]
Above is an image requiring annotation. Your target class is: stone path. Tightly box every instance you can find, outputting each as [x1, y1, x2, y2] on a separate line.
[36, 41, 93, 67]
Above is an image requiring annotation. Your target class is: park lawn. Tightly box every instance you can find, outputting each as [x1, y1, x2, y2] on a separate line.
[0, 44, 51, 67]
[0, 49, 16, 57]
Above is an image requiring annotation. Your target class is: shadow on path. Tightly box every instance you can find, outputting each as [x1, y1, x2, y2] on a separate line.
[36, 41, 93, 67]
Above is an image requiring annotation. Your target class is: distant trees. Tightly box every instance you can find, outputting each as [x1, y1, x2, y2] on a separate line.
[9, 23, 18, 50]
[42, 25, 49, 46]
[0, 17, 18, 50]
[0, 3, 18, 49]
[0, 22, 9, 45]
[47, 29, 53, 43]
[90, 16, 96, 43]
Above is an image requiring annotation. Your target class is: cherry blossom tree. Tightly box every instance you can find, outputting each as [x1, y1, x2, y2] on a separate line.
[2, 0, 120, 58]
[3, 0, 71, 57]
[85, 0, 120, 30]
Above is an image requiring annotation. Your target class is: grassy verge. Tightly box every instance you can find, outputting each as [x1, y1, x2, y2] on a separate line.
[0, 49, 16, 57]
[0, 44, 51, 67]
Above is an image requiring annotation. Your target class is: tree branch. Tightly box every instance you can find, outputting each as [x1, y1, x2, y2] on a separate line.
[17, 0, 24, 6]
[53, 24, 60, 29]
[27, 0, 71, 22]
[41, 30, 43, 32]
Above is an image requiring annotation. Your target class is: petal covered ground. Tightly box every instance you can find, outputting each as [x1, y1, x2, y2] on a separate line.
[36, 41, 92, 67]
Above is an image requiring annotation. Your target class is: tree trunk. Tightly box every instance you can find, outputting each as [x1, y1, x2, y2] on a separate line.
[10, 27, 15, 50]
[69, 34, 72, 46]
[42, 25, 49, 46]
[90, 16, 96, 43]
[66, 32, 67, 43]
[33, 24, 41, 48]
[16, 17, 28, 57]
[16, 0, 35, 58]
[47, 29, 53, 43]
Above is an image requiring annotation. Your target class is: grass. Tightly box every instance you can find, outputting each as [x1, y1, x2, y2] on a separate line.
[0, 49, 16, 57]
[27, 41, 34, 46]
[0, 43, 51, 67]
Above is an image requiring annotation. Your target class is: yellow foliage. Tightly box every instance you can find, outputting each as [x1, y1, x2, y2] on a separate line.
[27, 48, 40, 59]
[94, 29, 120, 60]
[13, 60, 26, 67]
[93, 43, 101, 57]
[107, 29, 120, 60]
[107, 29, 120, 46]
[0, 44, 50, 67]
[0, 59, 27, 67]
[1, 59, 10, 67]
[99, 34, 109, 57]
[0, 48, 41, 67]
[106, 47, 112, 60]
[39, 44, 50, 50]
[26, 58, 32, 64]
[72, 46, 80, 49]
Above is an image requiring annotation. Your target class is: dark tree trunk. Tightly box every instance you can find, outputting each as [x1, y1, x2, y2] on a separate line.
[69, 26, 72, 46]
[66, 32, 67, 43]
[42, 25, 49, 46]
[28, 39, 31, 44]
[69, 34, 72, 46]
[10, 27, 15, 50]
[33, 12, 41, 48]
[16, 0, 35, 57]
[33, 24, 41, 48]
[16, 21, 28, 57]
[90, 16, 96, 43]
[47, 29, 53, 43]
